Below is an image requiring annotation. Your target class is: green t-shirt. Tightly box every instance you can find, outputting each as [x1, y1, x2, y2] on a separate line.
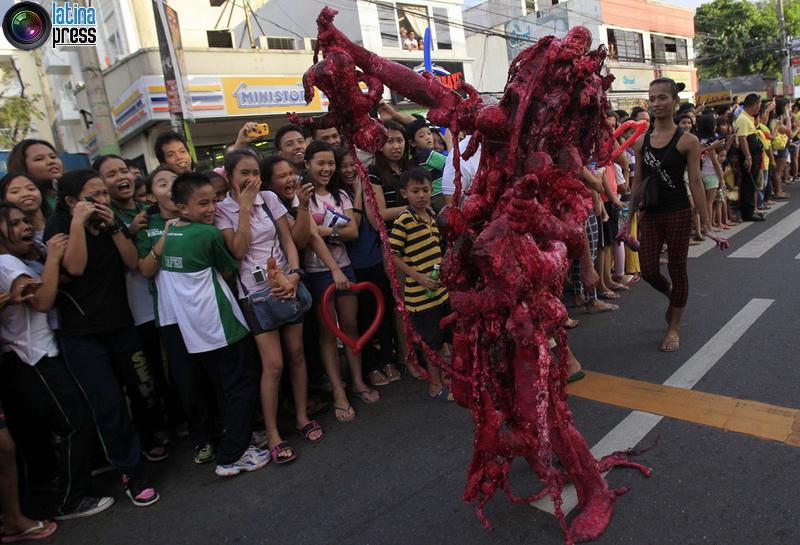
[158, 221, 248, 353]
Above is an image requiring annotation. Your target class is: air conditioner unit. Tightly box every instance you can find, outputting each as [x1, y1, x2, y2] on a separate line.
[256, 36, 302, 50]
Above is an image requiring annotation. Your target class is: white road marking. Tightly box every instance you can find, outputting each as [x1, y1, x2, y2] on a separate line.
[688, 202, 787, 258]
[532, 298, 774, 516]
[729, 207, 800, 259]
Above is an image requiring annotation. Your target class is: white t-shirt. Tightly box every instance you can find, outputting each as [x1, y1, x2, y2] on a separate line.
[305, 190, 353, 273]
[0, 254, 58, 365]
[215, 191, 290, 298]
[441, 135, 481, 198]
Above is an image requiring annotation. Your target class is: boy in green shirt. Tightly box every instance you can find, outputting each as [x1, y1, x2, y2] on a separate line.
[140, 171, 268, 476]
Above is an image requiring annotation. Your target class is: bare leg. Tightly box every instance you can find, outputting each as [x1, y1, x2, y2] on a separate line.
[335, 295, 378, 402]
[0, 428, 48, 536]
[316, 303, 354, 420]
[253, 331, 289, 453]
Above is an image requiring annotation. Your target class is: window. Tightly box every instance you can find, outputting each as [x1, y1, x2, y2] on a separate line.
[266, 37, 296, 50]
[207, 30, 232, 48]
[607, 28, 644, 62]
[525, 0, 536, 14]
[377, 2, 399, 48]
[651, 35, 688, 65]
[309, 38, 318, 51]
[397, 3, 429, 51]
[432, 8, 451, 50]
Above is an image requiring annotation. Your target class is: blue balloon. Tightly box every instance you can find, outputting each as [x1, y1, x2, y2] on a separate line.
[423, 27, 432, 73]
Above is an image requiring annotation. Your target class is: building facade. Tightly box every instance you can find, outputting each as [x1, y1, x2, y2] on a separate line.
[42, 0, 470, 168]
[466, 0, 696, 110]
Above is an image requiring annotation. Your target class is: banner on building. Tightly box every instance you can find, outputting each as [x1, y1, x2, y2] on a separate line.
[695, 91, 732, 106]
[608, 68, 653, 92]
[390, 61, 464, 105]
[154, 0, 194, 122]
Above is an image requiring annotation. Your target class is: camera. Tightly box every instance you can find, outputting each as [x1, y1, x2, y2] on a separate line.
[84, 197, 108, 231]
[250, 265, 266, 284]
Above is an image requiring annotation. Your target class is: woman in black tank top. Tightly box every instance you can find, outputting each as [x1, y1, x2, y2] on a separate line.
[632, 78, 729, 353]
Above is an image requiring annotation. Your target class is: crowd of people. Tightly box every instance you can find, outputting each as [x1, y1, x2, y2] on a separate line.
[0, 78, 792, 542]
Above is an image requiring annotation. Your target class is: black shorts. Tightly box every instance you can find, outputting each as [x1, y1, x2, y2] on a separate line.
[601, 202, 619, 248]
[410, 300, 453, 351]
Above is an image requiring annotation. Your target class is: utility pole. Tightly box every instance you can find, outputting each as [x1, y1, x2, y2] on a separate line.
[778, 0, 791, 97]
[151, 0, 195, 156]
[76, 46, 120, 155]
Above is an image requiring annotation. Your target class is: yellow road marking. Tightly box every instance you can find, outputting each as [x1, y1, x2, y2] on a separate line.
[567, 371, 800, 447]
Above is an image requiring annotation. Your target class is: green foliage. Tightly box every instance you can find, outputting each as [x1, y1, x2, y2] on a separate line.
[694, 0, 793, 79]
[0, 63, 45, 148]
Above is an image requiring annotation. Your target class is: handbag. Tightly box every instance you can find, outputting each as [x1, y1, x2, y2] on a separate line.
[239, 198, 312, 331]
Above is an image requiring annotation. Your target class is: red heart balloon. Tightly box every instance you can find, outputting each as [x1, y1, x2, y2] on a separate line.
[605, 119, 649, 165]
[320, 281, 385, 355]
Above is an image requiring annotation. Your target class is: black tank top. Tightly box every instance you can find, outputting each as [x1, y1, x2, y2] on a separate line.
[641, 128, 690, 212]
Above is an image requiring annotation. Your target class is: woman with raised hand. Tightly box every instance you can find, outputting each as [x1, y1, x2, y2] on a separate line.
[216, 149, 322, 465]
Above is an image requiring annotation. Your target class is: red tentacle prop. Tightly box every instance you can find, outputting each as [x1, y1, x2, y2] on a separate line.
[291, 8, 649, 543]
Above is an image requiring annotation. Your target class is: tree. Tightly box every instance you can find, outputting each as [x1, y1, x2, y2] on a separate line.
[694, 0, 788, 79]
[0, 59, 45, 148]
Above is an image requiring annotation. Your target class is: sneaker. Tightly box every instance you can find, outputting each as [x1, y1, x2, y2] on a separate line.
[54, 496, 115, 520]
[153, 430, 171, 447]
[250, 430, 268, 449]
[122, 475, 160, 507]
[214, 446, 270, 477]
[175, 422, 190, 438]
[194, 442, 216, 465]
[90, 464, 115, 477]
[143, 446, 168, 462]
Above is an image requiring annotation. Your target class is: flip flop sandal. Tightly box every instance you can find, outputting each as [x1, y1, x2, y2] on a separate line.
[352, 388, 380, 404]
[296, 420, 324, 443]
[1, 521, 58, 544]
[270, 442, 298, 465]
[567, 371, 586, 383]
[659, 337, 680, 352]
[306, 397, 329, 416]
[565, 318, 579, 329]
[334, 404, 355, 422]
[599, 291, 620, 300]
[422, 386, 450, 402]
[611, 284, 630, 292]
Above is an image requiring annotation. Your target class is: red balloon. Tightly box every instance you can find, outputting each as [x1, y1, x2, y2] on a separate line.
[320, 281, 385, 355]
[605, 119, 649, 164]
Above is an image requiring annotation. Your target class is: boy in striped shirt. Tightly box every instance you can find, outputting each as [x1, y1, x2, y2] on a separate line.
[389, 168, 452, 400]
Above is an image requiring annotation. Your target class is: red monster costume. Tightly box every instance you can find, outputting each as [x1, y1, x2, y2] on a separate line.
[290, 8, 649, 544]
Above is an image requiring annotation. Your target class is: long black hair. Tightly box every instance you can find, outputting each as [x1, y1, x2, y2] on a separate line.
[373, 120, 410, 187]
[0, 201, 27, 246]
[0, 172, 53, 218]
[696, 114, 716, 141]
[304, 140, 344, 207]
[55, 169, 101, 213]
[6, 139, 58, 182]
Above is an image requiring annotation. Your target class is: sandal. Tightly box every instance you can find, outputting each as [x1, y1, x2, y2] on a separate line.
[352, 388, 380, 404]
[382, 363, 402, 382]
[599, 290, 620, 300]
[565, 317, 579, 329]
[423, 385, 452, 402]
[296, 420, 324, 443]
[306, 396, 329, 416]
[567, 371, 586, 383]
[659, 334, 680, 352]
[270, 441, 297, 465]
[367, 369, 389, 387]
[1, 521, 58, 544]
[334, 404, 355, 422]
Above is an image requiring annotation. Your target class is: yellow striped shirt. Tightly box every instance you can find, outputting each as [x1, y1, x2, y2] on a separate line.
[389, 208, 448, 313]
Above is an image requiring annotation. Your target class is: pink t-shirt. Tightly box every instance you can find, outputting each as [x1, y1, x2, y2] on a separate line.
[215, 191, 289, 297]
[304, 190, 353, 273]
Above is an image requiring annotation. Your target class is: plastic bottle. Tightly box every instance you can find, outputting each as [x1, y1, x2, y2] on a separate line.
[426, 264, 441, 298]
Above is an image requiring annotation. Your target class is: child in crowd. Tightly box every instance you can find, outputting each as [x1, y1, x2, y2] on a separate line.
[134, 177, 148, 205]
[405, 116, 448, 212]
[389, 168, 452, 400]
[203, 168, 229, 204]
[141, 172, 267, 476]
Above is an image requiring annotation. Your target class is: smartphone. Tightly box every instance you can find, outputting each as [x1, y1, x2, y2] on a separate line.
[246, 123, 270, 139]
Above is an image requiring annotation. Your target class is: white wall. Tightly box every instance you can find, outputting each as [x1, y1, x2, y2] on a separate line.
[466, 32, 509, 92]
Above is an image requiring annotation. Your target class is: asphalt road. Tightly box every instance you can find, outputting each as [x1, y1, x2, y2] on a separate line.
[46, 184, 800, 545]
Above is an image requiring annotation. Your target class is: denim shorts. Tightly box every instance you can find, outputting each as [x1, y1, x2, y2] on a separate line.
[775, 148, 789, 158]
[307, 266, 357, 303]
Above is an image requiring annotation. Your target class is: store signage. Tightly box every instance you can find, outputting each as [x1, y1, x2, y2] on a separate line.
[608, 68, 653, 92]
[695, 91, 731, 106]
[231, 82, 307, 109]
[222, 76, 326, 115]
